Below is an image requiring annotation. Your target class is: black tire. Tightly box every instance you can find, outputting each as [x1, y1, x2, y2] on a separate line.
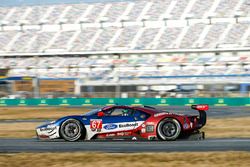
[157, 118, 181, 141]
[60, 119, 83, 141]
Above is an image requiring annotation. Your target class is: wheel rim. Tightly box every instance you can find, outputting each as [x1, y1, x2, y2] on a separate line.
[64, 122, 79, 138]
[162, 122, 177, 137]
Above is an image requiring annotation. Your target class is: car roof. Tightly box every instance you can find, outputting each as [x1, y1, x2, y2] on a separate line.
[132, 106, 161, 114]
[102, 105, 162, 115]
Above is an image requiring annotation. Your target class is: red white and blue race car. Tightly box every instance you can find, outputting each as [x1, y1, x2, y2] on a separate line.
[36, 105, 208, 141]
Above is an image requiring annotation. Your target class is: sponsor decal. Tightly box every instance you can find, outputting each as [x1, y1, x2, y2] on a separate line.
[90, 119, 103, 130]
[146, 125, 154, 132]
[154, 112, 169, 117]
[116, 132, 132, 136]
[119, 123, 138, 128]
[104, 124, 118, 130]
[106, 133, 115, 137]
[132, 137, 137, 140]
[183, 123, 189, 129]
[125, 132, 132, 135]
[117, 132, 125, 136]
[146, 122, 154, 125]
[141, 128, 146, 133]
[40, 126, 56, 132]
[141, 124, 145, 128]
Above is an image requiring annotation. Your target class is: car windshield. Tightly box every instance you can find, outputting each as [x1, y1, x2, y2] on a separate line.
[83, 108, 101, 116]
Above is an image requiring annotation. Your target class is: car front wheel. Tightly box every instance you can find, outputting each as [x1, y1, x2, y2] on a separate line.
[157, 118, 181, 141]
[60, 119, 83, 141]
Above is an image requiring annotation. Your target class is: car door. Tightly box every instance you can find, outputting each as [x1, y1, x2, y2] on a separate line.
[101, 107, 137, 136]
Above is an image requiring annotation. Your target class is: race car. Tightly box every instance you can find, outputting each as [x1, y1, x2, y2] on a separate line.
[36, 104, 208, 141]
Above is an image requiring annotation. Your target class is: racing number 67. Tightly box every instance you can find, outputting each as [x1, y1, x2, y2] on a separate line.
[90, 119, 103, 129]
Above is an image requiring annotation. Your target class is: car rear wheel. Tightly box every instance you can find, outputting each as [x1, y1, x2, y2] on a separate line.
[157, 118, 181, 141]
[60, 119, 83, 141]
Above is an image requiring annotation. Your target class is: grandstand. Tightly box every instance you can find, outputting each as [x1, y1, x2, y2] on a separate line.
[0, 0, 250, 98]
[1, 0, 250, 52]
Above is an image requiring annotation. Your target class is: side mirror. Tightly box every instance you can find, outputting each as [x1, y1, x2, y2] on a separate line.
[97, 111, 104, 117]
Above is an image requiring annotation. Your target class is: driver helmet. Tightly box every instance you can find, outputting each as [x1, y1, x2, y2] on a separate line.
[122, 109, 129, 116]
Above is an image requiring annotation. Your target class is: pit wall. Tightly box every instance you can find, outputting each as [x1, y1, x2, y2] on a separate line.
[0, 98, 249, 106]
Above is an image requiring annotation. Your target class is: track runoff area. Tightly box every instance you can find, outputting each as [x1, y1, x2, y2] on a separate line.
[0, 106, 250, 153]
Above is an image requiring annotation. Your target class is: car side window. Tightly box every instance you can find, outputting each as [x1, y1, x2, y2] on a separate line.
[134, 110, 150, 120]
[105, 108, 134, 116]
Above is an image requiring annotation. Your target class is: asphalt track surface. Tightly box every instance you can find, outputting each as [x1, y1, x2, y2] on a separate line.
[0, 138, 250, 153]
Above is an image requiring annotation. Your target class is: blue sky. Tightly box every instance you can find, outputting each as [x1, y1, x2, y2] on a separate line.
[0, 0, 129, 7]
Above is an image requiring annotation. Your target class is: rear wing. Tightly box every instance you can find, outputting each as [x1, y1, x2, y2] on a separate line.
[191, 104, 209, 111]
[191, 104, 209, 128]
